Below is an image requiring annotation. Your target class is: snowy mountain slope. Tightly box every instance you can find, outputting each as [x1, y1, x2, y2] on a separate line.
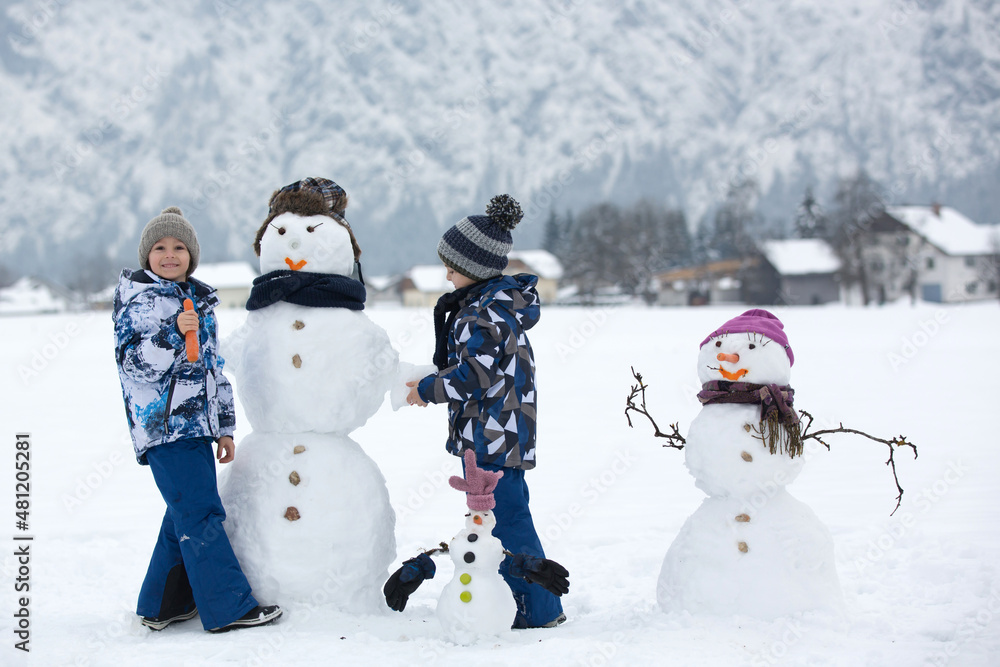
[2, 0, 998, 283]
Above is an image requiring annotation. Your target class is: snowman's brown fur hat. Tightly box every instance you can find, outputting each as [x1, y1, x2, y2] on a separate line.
[253, 178, 361, 262]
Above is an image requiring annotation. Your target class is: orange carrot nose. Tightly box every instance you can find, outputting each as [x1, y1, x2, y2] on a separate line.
[285, 258, 307, 271]
[717, 352, 740, 363]
[473, 515, 483, 525]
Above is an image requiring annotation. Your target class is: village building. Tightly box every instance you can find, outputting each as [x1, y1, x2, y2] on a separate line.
[756, 239, 842, 306]
[193, 262, 258, 309]
[885, 205, 999, 303]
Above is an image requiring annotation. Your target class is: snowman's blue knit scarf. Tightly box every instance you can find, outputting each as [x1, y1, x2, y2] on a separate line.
[246, 270, 366, 311]
[697, 380, 803, 458]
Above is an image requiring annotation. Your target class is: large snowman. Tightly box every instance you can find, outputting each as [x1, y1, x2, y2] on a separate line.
[220, 178, 398, 612]
[657, 309, 843, 618]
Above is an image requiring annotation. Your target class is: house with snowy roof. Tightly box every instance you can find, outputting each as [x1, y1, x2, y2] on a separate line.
[506, 249, 563, 304]
[194, 262, 259, 309]
[754, 239, 842, 306]
[655, 258, 757, 307]
[399, 265, 451, 308]
[884, 205, 999, 303]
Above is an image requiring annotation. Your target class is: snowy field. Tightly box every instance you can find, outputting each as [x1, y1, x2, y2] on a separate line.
[2, 302, 998, 666]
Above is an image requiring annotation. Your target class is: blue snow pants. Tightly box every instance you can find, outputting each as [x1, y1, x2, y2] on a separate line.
[471, 459, 564, 628]
[136, 437, 257, 630]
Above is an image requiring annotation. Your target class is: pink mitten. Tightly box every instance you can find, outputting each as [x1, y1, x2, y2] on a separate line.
[449, 449, 503, 510]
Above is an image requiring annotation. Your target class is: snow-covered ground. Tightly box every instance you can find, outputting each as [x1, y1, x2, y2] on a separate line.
[2, 302, 998, 666]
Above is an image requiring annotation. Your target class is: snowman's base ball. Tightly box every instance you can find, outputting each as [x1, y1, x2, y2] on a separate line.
[219, 431, 396, 613]
[658, 492, 843, 619]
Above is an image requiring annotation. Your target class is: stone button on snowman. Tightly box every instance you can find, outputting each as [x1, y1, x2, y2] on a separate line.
[656, 310, 843, 618]
[383, 450, 569, 644]
[219, 178, 399, 613]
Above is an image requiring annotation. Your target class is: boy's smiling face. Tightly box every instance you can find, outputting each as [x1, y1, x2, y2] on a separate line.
[148, 236, 191, 282]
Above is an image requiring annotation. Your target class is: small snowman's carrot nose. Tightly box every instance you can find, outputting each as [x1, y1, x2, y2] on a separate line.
[717, 352, 740, 363]
[473, 515, 483, 525]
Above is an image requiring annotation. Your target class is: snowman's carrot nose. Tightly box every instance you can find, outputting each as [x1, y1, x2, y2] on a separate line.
[473, 515, 483, 525]
[717, 352, 740, 363]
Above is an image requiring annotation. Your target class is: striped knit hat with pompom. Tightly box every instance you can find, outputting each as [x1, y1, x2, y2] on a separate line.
[437, 194, 523, 281]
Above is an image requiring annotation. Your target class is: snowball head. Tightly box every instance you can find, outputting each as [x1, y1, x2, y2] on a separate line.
[697, 331, 791, 386]
[259, 211, 356, 276]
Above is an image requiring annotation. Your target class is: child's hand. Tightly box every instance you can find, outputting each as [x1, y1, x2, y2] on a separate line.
[216, 436, 235, 463]
[177, 308, 199, 335]
[405, 381, 427, 407]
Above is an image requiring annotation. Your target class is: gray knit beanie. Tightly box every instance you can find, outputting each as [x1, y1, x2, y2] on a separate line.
[437, 194, 523, 281]
[138, 206, 200, 276]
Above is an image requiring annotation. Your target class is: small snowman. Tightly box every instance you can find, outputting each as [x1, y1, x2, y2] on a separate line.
[654, 309, 843, 618]
[219, 178, 398, 612]
[383, 449, 569, 644]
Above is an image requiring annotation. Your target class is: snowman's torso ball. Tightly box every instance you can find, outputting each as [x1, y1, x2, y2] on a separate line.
[437, 511, 516, 644]
[228, 212, 397, 434]
[685, 332, 804, 498]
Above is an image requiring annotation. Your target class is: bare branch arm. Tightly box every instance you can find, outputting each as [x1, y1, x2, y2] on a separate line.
[799, 409, 918, 515]
[624, 367, 686, 450]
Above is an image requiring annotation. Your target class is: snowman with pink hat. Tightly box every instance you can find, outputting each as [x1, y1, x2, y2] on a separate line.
[652, 309, 844, 618]
[383, 449, 569, 644]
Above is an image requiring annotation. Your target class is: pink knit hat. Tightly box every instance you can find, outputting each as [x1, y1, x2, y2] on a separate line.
[449, 449, 504, 511]
[700, 308, 794, 366]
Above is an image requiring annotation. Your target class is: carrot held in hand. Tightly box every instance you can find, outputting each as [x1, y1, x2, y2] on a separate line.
[183, 298, 199, 362]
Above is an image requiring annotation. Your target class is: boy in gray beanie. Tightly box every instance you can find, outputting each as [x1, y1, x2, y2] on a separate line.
[113, 206, 281, 632]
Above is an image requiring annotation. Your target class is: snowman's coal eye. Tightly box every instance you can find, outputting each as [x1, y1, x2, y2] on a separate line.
[269, 223, 286, 235]
[715, 341, 722, 348]
[306, 223, 324, 233]
[748, 344, 756, 350]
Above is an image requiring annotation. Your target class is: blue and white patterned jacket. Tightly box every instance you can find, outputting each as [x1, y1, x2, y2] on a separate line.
[113, 269, 235, 464]
[418, 274, 540, 469]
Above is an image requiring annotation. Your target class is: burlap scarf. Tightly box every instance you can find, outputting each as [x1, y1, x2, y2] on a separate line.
[697, 380, 804, 458]
[246, 270, 366, 311]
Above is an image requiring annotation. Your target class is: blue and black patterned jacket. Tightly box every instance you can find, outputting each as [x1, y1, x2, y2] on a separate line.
[418, 274, 539, 469]
[113, 269, 235, 464]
